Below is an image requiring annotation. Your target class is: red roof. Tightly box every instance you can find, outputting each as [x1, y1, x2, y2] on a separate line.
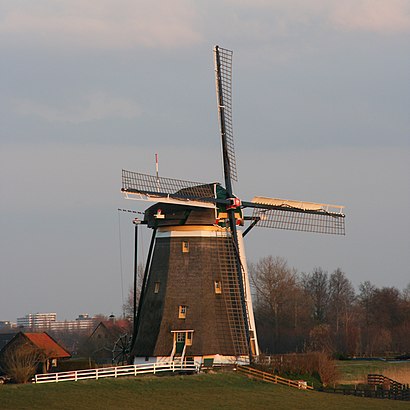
[24, 333, 71, 358]
[101, 319, 130, 332]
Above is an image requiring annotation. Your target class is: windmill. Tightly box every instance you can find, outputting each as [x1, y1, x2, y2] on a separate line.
[121, 46, 345, 366]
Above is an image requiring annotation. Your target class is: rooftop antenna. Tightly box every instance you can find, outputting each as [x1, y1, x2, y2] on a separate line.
[155, 153, 160, 193]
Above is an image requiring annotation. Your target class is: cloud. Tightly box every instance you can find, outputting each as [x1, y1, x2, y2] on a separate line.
[14, 93, 141, 123]
[330, 1, 410, 32]
[225, 0, 410, 33]
[0, 0, 202, 49]
[2, 0, 408, 55]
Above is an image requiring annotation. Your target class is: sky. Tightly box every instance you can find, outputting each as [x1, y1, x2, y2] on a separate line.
[1, 1, 409, 321]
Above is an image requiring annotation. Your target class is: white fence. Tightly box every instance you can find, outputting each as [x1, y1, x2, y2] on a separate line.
[33, 361, 199, 384]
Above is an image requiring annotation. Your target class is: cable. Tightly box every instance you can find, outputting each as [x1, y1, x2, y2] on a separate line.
[118, 211, 125, 316]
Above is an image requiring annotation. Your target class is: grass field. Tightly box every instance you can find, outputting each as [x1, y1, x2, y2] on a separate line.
[336, 360, 410, 385]
[1, 371, 409, 410]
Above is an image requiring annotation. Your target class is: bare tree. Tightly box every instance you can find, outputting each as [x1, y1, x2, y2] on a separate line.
[358, 281, 376, 324]
[309, 324, 334, 353]
[397, 286, 410, 353]
[358, 280, 376, 354]
[327, 268, 356, 354]
[302, 268, 330, 324]
[370, 287, 403, 328]
[402, 283, 410, 302]
[122, 262, 145, 319]
[329, 268, 355, 332]
[357, 283, 408, 355]
[251, 256, 300, 352]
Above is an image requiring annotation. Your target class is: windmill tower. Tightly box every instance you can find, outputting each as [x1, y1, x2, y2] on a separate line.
[121, 46, 345, 366]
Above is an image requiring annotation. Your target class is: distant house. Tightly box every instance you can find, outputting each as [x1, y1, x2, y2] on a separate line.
[0, 332, 71, 373]
[0, 321, 15, 331]
[79, 319, 131, 365]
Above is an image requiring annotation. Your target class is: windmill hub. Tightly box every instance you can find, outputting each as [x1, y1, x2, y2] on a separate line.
[226, 197, 241, 210]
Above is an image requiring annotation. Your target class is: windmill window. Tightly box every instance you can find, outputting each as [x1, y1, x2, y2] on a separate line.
[186, 331, 193, 346]
[178, 305, 187, 319]
[214, 280, 222, 294]
[176, 332, 186, 343]
[154, 281, 160, 294]
[182, 241, 190, 253]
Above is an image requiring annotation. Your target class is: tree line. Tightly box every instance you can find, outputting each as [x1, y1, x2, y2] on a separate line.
[250, 256, 410, 357]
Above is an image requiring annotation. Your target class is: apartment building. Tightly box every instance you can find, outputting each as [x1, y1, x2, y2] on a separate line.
[16, 313, 96, 333]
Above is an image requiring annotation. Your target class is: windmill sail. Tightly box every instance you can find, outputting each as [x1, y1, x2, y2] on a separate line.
[122, 169, 217, 208]
[214, 46, 237, 183]
[247, 196, 345, 235]
[215, 45, 251, 359]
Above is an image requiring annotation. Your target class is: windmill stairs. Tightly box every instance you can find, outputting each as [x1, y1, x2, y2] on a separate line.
[216, 232, 249, 357]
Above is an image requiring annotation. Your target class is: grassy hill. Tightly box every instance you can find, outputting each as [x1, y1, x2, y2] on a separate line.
[1, 371, 408, 410]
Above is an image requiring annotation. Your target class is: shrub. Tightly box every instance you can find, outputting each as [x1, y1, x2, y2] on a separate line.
[317, 352, 338, 387]
[0, 343, 46, 383]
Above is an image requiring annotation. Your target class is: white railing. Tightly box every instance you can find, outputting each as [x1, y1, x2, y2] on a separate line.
[33, 361, 199, 384]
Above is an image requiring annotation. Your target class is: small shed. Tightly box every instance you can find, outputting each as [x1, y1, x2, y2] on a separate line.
[0, 332, 71, 374]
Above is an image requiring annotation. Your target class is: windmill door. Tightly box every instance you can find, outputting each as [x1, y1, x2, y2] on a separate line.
[176, 332, 186, 354]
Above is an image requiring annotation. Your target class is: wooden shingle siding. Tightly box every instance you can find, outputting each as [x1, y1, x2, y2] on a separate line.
[131, 233, 247, 358]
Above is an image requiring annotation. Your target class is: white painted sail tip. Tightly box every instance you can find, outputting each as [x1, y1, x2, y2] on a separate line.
[251, 196, 345, 214]
[122, 191, 216, 209]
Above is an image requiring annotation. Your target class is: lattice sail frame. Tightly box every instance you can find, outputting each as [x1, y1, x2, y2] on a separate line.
[249, 197, 345, 235]
[251, 208, 345, 235]
[122, 170, 217, 209]
[214, 46, 237, 182]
